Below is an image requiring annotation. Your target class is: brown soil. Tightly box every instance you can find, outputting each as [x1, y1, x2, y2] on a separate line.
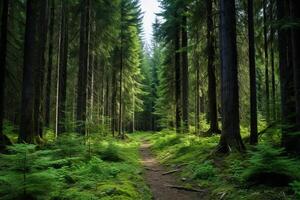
[140, 142, 205, 200]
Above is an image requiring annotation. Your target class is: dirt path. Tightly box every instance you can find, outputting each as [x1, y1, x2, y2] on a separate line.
[140, 142, 205, 200]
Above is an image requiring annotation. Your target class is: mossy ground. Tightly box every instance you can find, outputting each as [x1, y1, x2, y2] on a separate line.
[131, 130, 299, 200]
[2, 120, 299, 200]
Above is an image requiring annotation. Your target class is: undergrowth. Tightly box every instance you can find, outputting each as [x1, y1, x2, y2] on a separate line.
[0, 127, 151, 200]
[134, 130, 300, 200]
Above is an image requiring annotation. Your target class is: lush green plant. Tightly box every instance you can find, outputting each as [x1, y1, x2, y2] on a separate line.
[98, 142, 124, 162]
[152, 132, 181, 150]
[0, 132, 151, 200]
[242, 143, 300, 186]
[291, 181, 300, 199]
[0, 144, 63, 199]
[52, 133, 87, 159]
[190, 161, 216, 180]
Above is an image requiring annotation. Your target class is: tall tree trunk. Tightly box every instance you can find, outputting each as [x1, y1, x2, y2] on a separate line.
[175, 19, 181, 133]
[57, 0, 68, 134]
[19, 0, 40, 143]
[248, 0, 258, 145]
[263, 0, 270, 124]
[87, 47, 94, 121]
[218, 0, 245, 153]
[118, 45, 123, 138]
[76, 0, 90, 135]
[35, 0, 49, 138]
[132, 94, 135, 132]
[289, 0, 300, 153]
[270, 1, 276, 121]
[277, 0, 298, 153]
[291, 0, 300, 131]
[181, 13, 189, 133]
[0, 0, 11, 148]
[105, 71, 110, 128]
[195, 64, 200, 134]
[206, 0, 220, 135]
[45, 0, 55, 128]
[87, 15, 95, 122]
[111, 67, 117, 137]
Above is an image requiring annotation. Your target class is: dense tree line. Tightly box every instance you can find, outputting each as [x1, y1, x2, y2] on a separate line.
[0, 0, 144, 144]
[145, 0, 300, 154]
[0, 0, 300, 156]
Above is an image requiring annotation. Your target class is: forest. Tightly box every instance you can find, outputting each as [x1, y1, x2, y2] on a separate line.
[0, 0, 300, 199]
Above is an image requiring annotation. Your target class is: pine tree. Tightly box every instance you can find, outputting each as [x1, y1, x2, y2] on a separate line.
[217, 0, 245, 153]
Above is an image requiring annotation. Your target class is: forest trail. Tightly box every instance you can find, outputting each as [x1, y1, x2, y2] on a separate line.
[140, 141, 205, 200]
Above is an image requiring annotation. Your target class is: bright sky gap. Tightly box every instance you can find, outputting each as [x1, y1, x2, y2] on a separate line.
[140, 0, 161, 45]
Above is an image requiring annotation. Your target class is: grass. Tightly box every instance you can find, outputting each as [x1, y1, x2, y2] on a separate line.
[132, 129, 300, 200]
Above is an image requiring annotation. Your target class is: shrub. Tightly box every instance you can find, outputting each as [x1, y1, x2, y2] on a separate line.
[242, 143, 300, 186]
[98, 142, 124, 162]
[0, 144, 63, 199]
[53, 133, 87, 159]
[190, 161, 216, 180]
[153, 133, 181, 150]
[291, 181, 300, 199]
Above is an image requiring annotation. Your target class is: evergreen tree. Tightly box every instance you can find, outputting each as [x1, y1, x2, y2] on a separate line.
[217, 0, 245, 153]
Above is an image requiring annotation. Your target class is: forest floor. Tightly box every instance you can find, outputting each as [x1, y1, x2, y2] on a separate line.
[140, 141, 205, 200]
[1, 123, 299, 199]
[132, 130, 299, 200]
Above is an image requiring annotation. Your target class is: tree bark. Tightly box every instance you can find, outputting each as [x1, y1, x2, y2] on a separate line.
[57, 0, 68, 134]
[175, 18, 181, 133]
[270, 1, 276, 121]
[289, 0, 300, 153]
[263, 0, 270, 124]
[19, 0, 40, 143]
[218, 0, 245, 153]
[277, 0, 299, 153]
[290, 0, 300, 131]
[206, 0, 220, 135]
[76, 0, 90, 135]
[105, 70, 110, 128]
[34, 0, 49, 138]
[181, 13, 189, 133]
[87, 14, 95, 122]
[118, 44, 123, 138]
[0, 0, 11, 148]
[111, 66, 117, 137]
[45, 0, 55, 127]
[248, 0, 258, 145]
[195, 65, 200, 134]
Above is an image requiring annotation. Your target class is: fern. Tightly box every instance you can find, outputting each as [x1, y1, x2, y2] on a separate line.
[290, 181, 300, 199]
[242, 143, 300, 186]
[189, 160, 216, 180]
[0, 144, 64, 199]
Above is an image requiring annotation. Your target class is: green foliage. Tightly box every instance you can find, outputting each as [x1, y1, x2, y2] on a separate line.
[190, 161, 216, 180]
[98, 142, 124, 162]
[0, 144, 63, 199]
[52, 133, 86, 159]
[0, 132, 151, 200]
[135, 131, 297, 200]
[3, 120, 18, 142]
[153, 132, 181, 150]
[291, 181, 300, 199]
[242, 143, 300, 185]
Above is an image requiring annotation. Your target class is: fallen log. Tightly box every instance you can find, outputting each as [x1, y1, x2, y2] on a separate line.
[145, 168, 160, 172]
[162, 169, 181, 175]
[164, 184, 204, 193]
